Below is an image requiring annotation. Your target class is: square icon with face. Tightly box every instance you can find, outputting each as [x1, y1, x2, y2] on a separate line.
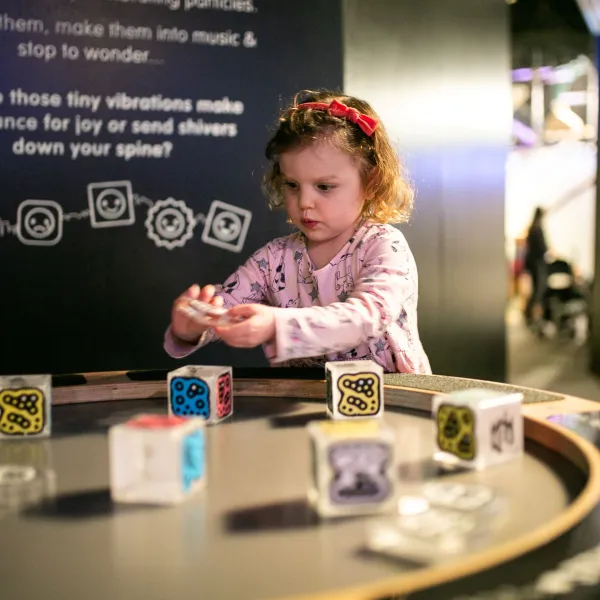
[16, 200, 63, 246]
[201, 200, 252, 253]
[87, 181, 135, 228]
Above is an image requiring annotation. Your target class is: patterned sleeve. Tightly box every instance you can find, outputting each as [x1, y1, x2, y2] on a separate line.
[271, 228, 416, 362]
[163, 244, 271, 358]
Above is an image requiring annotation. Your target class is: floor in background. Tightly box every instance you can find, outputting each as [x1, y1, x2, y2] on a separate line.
[507, 302, 600, 402]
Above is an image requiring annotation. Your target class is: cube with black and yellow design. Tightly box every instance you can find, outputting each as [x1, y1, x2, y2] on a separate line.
[0, 375, 52, 439]
[325, 360, 384, 420]
[433, 388, 524, 470]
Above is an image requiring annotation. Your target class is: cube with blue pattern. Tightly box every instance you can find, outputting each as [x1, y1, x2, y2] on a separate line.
[168, 365, 233, 425]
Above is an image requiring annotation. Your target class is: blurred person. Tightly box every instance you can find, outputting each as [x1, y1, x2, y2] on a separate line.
[523, 207, 548, 326]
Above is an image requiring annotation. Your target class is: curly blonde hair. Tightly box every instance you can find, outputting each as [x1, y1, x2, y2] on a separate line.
[262, 89, 414, 224]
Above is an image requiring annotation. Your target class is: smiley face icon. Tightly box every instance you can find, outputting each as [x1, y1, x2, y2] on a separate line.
[95, 188, 127, 221]
[87, 181, 134, 228]
[17, 200, 63, 246]
[212, 211, 242, 242]
[155, 208, 186, 241]
[202, 200, 252, 253]
[145, 198, 195, 250]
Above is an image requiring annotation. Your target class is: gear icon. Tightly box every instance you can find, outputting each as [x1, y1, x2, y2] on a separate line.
[145, 198, 195, 250]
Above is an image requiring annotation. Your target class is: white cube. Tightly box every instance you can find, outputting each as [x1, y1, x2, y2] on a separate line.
[325, 360, 384, 420]
[167, 365, 233, 425]
[109, 414, 206, 505]
[433, 388, 524, 470]
[307, 419, 397, 518]
[0, 375, 52, 439]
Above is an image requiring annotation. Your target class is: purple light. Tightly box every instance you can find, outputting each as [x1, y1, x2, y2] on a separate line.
[512, 119, 537, 146]
[512, 68, 533, 83]
[512, 66, 554, 83]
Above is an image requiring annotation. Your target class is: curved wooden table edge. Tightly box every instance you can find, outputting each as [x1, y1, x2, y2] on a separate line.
[51, 378, 445, 405]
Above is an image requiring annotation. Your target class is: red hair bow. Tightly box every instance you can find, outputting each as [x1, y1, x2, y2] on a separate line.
[295, 99, 379, 136]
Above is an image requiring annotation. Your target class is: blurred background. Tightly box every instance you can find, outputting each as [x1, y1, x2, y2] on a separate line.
[506, 0, 600, 400]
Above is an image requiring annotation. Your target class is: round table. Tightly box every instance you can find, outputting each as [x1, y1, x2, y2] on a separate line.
[1, 368, 600, 600]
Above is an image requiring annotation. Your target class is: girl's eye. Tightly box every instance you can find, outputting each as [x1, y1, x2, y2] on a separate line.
[283, 181, 298, 190]
[317, 184, 336, 192]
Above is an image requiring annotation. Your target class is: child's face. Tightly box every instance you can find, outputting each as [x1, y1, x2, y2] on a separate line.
[280, 138, 366, 248]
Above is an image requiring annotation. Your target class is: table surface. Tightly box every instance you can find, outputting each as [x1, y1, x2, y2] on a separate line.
[0, 392, 591, 600]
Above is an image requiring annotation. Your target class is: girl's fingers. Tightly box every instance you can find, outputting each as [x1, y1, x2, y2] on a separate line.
[227, 304, 258, 318]
[199, 285, 216, 302]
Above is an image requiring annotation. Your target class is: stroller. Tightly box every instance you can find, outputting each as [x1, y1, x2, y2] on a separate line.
[537, 258, 589, 344]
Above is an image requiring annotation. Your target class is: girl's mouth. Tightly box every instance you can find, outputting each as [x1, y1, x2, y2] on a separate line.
[301, 219, 318, 229]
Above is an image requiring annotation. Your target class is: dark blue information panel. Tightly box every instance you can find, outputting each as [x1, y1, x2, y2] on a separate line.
[0, 0, 342, 374]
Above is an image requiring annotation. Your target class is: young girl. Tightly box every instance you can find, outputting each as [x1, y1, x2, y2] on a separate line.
[164, 90, 431, 374]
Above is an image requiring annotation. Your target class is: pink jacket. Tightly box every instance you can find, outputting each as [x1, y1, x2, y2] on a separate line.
[165, 221, 431, 373]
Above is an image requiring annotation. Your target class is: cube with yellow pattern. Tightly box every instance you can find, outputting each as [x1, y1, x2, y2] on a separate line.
[433, 388, 524, 470]
[325, 360, 384, 420]
[436, 404, 477, 460]
[0, 375, 52, 439]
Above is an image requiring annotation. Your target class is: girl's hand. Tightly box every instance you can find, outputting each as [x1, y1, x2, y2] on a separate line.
[171, 284, 224, 343]
[214, 304, 276, 348]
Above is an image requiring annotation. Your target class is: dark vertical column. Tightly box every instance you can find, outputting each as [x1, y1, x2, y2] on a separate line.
[343, 0, 511, 381]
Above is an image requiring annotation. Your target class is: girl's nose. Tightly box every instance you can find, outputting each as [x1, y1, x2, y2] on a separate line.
[298, 189, 315, 210]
